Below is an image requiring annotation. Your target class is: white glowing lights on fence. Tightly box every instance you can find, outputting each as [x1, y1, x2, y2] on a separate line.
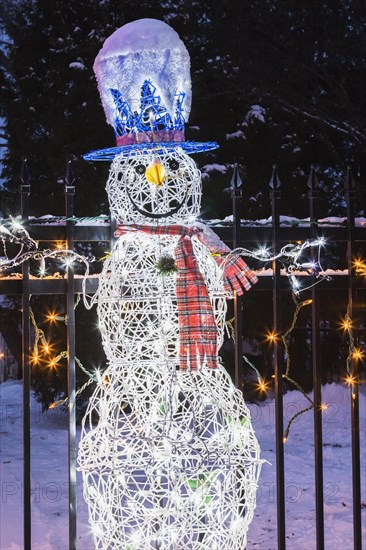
[0, 215, 329, 297]
[229, 237, 329, 294]
[0, 220, 93, 279]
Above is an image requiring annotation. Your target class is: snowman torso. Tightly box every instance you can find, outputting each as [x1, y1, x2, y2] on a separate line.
[97, 232, 227, 366]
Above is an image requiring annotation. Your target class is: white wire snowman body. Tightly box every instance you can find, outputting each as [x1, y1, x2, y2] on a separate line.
[78, 18, 261, 550]
[78, 145, 261, 549]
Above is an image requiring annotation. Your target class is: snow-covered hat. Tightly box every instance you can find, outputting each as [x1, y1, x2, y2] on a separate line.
[84, 19, 218, 161]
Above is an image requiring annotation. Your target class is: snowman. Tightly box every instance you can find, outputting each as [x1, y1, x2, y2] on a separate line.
[78, 19, 262, 550]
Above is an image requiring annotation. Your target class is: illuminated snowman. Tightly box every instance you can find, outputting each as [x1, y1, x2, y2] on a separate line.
[78, 19, 262, 550]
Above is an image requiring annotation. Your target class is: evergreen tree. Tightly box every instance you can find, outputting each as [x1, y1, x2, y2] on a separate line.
[190, 0, 366, 219]
[2, 0, 364, 219]
[1, 0, 173, 215]
[1, 0, 365, 407]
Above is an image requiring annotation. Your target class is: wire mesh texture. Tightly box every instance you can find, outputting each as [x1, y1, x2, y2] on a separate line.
[106, 146, 202, 224]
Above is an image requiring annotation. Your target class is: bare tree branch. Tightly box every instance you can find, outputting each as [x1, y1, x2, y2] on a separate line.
[277, 99, 366, 149]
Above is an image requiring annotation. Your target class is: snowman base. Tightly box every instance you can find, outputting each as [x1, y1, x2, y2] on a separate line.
[79, 365, 261, 550]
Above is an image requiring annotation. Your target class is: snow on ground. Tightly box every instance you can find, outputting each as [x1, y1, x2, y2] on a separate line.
[0, 381, 365, 549]
[0, 381, 93, 550]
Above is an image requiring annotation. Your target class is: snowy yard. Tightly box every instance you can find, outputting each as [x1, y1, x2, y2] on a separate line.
[0, 380, 364, 549]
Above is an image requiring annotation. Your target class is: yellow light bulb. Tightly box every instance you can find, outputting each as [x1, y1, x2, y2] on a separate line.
[266, 331, 277, 343]
[257, 380, 268, 393]
[46, 311, 60, 323]
[353, 348, 364, 360]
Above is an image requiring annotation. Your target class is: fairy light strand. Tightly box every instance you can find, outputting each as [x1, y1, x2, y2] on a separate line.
[342, 309, 365, 375]
[226, 316, 266, 388]
[0, 219, 95, 274]
[227, 297, 317, 440]
[280, 295, 317, 437]
[0, 219, 328, 300]
[225, 237, 329, 295]
[29, 300, 97, 409]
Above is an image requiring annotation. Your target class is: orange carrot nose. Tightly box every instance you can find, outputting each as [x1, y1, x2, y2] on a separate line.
[145, 159, 166, 187]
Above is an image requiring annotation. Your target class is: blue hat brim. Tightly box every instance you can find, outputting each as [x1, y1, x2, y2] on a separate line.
[83, 141, 219, 161]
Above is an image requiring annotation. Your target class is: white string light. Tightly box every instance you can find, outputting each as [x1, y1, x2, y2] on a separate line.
[226, 237, 329, 294]
[0, 220, 93, 279]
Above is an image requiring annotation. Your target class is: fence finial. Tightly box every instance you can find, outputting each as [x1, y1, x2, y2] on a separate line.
[307, 166, 319, 191]
[230, 164, 243, 195]
[269, 164, 281, 190]
[20, 158, 30, 187]
[65, 161, 76, 191]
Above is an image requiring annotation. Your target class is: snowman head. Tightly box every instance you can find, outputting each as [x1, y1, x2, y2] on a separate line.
[107, 145, 201, 224]
[84, 19, 219, 224]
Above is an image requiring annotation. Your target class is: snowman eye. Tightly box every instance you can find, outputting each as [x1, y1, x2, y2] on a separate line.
[168, 158, 180, 171]
[134, 164, 146, 175]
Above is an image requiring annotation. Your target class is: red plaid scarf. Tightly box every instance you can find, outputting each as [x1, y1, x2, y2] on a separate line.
[115, 224, 257, 370]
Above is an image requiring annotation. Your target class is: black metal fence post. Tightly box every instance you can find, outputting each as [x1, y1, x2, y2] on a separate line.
[65, 162, 77, 550]
[21, 159, 32, 550]
[231, 165, 244, 391]
[307, 167, 325, 550]
[269, 165, 286, 549]
[345, 168, 362, 550]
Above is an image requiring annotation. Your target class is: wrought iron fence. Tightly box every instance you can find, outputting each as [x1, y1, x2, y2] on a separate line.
[0, 160, 365, 550]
